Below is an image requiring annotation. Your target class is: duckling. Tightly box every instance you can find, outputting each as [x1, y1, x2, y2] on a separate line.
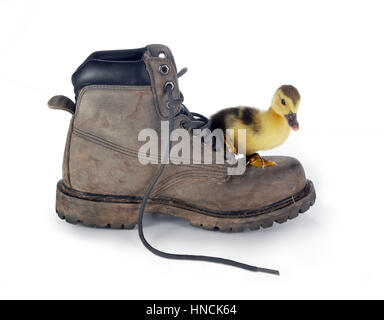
[210, 85, 301, 168]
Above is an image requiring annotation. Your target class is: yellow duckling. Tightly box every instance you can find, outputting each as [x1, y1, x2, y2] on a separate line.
[210, 85, 301, 167]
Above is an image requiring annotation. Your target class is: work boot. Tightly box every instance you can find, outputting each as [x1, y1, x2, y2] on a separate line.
[49, 44, 316, 274]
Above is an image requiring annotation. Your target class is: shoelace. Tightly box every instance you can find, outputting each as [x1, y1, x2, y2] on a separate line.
[137, 68, 279, 275]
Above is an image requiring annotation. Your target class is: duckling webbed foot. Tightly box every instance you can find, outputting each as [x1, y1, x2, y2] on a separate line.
[247, 153, 276, 168]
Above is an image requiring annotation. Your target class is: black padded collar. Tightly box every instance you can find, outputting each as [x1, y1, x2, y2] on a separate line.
[72, 48, 150, 99]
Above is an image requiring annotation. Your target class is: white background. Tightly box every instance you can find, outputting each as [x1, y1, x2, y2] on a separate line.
[1, 0, 383, 299]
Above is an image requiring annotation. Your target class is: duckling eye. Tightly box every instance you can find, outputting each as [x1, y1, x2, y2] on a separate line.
[281, 99, 286, 106]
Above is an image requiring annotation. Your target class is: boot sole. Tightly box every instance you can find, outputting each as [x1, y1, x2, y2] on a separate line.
[55, 180, 316, 232]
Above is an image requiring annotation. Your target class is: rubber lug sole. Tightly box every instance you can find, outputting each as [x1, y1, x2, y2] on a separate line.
[55, 180, 316, 233]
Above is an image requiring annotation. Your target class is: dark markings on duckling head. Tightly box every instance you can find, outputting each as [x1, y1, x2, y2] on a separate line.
[210, 107, 239, 131]
[279, 85, 300, 105]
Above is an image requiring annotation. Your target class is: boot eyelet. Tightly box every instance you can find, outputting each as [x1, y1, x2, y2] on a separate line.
[159, 65, 170, 75]
[166, 101, 178, 109]
[158, 52, 166, 59]
[164, 81, 174, 91]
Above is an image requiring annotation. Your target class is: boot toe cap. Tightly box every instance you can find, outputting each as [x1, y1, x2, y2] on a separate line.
[228, 156, 307, 209]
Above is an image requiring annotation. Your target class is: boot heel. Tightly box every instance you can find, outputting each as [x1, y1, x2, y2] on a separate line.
[55, 181, 139, 229]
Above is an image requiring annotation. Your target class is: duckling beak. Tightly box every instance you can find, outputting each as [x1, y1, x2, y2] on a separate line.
[285, 112, 299, 131]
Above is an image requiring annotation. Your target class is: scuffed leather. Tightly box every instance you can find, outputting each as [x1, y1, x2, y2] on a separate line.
[63, 46, 308, 212]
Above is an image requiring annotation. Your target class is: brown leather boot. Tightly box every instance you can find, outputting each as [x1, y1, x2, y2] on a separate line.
[49, 44, 315, 274]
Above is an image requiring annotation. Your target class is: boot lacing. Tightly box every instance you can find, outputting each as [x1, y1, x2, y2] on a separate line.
[137, 68, 279, 275]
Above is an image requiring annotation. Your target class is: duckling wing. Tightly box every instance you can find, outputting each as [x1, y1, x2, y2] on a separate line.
[210, 107, 241, 132]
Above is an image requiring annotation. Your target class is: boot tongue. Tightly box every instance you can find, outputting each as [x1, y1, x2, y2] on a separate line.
[146, 44, 177, 69]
